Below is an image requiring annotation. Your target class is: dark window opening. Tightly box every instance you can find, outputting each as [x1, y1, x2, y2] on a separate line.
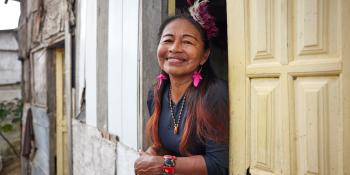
[175, 0, 228, 81]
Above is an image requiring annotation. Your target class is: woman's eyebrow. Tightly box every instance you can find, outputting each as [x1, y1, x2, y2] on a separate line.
[161, 33, 174, 38]
[162, 33, 198, 41]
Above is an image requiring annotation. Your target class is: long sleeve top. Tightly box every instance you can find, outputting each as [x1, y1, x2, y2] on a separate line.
[147, 80, 229, 175]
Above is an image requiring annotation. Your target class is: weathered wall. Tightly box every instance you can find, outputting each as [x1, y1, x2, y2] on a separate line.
[72, 119, 116, 175]
[31, 106, 50, 175]
[116, 142, 138, 175]
[0, 50, 21, 101]
[17, 0, 173, 174]
[72, 118, 139, 175]
[0, 30, 21, 101]
[0, 30, 21, 164]
[18, 0, 69, 174]
[72, 1, 168, 174]
[0, 52, 21, 84]
[0, 30, 18, 51]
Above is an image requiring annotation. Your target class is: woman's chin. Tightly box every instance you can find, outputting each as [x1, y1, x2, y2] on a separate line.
[167, 71, 193, 79]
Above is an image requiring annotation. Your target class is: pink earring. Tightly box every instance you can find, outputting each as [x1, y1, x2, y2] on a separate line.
[192, 66, 203, 88]
[156, 73, 167, 89]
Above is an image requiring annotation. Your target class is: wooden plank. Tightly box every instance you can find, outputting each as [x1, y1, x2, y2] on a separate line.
[64, 16, 73, 175]
[227, 0, 247, 174]
[97, 0, 109, 130]
[121, 0, 139, 149]
[342, 0, 350, 174]
[107, 0, 123, 136]
[85, 0, 98, 127]
[55, 48, 66, 175]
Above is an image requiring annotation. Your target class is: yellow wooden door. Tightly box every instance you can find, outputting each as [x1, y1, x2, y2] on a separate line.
[55, 48, 68, 175]
[227, 0, 350, 174]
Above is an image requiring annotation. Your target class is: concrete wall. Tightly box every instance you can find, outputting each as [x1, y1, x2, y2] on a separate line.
[116, 142, 138, 175]
[0, 30, 21, 162]
[0, 30, 18, 51]
[0, 30, 21, 101]
[72, 119, 117, 175]
[0, 52, 21, 84]
[72, 118, 139, 175]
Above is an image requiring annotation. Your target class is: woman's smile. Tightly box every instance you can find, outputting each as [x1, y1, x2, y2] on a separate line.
[166, 56, 186, 65]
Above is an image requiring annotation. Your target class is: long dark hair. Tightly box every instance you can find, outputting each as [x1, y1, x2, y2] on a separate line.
[146, 15, 229, 156]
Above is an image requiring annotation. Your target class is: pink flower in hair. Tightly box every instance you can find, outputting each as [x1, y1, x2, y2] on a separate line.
[189, 0, 218, 39]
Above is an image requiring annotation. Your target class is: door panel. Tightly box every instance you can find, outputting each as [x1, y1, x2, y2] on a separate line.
[295, 0, 328, 56]
[227, 0, 348, 174]
[293, 0, 339, 60]
[250, 79, 281, 175]
[294, 77, 341, 175]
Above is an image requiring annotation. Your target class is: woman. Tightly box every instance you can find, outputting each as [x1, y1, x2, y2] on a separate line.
[134, 2, 229, 175]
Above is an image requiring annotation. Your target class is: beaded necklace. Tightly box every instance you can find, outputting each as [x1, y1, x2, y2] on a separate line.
[168, 86, 187, 135]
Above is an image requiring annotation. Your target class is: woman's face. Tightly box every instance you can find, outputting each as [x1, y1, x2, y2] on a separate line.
[157, 18, 209, 78]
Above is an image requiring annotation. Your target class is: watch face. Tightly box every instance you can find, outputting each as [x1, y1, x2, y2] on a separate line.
[164, 158, 175, 166]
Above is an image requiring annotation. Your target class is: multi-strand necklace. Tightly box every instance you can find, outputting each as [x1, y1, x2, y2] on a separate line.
[168, 86, 186, 135]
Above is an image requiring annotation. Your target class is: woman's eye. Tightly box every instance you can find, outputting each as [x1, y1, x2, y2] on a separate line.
[183, 40, 193, 45]
[162, 39, 173, 43]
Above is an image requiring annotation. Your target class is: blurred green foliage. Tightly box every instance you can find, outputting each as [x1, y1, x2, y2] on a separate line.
[0, 98, 23, 133]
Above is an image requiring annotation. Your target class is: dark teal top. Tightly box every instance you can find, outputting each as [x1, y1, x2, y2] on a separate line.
[147, 81, 229, 175]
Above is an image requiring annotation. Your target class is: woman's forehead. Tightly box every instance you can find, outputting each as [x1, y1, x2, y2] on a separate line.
[161, 19, 201, 38]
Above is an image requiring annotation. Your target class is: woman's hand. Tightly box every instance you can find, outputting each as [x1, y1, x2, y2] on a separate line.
[134, 150, 163, 175]
[145, 146, 158, 156]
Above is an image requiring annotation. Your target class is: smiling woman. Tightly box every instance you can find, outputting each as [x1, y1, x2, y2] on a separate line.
[0, 1, 20, 30]
[134, 1, 229, 174]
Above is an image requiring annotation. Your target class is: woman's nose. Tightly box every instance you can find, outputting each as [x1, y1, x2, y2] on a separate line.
[169, 41, 182, 52]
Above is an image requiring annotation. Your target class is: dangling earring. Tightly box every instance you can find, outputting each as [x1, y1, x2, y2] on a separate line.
[156, 73, 167, 89]
[192, 65, 203, 88]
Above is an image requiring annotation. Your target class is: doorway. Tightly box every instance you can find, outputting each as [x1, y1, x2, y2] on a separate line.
[173, 0, 228, 81]
[55, 48, 68, 175]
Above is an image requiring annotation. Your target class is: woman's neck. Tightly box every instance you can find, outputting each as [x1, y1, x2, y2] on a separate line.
[169, 76, 192, 104]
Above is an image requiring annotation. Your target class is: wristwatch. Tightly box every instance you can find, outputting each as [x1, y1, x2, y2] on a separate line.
[163, 155, 176, 174]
